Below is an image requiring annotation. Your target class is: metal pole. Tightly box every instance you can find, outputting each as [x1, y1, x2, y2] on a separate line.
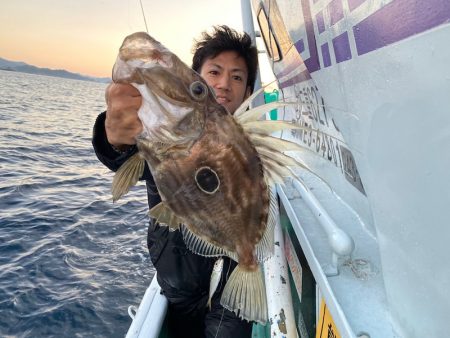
[240, 0, 265, 107]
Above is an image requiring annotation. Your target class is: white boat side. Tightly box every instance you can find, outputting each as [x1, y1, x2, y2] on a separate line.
[126, 274, 167, 338]
[250, 0, 450, 337]
[126, 1, 450, 337]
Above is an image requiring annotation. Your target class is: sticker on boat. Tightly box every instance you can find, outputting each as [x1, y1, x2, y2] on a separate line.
[316, 298, 341, 338]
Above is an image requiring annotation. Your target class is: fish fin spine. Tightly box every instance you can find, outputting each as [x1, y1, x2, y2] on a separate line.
[235, 101, 295, 124]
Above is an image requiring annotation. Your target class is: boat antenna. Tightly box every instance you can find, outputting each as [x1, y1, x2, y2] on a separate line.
[139, 0, 149, 33]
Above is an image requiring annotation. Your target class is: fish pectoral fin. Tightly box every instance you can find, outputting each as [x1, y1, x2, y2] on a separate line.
[112, 152, 145, 202]
[220, 264, 267, 325]
[149, 202, 181, 230]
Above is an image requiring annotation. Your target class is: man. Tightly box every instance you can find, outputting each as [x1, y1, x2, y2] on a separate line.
[92, 26, 258, 338]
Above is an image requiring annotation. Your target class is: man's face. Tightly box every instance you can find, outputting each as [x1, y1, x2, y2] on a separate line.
[199, 51, 251, 114]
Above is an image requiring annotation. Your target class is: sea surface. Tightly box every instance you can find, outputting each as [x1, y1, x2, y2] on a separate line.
[0, 70, 154, 338]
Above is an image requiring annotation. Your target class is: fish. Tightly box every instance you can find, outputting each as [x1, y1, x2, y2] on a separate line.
[110, 32, 308, 324]
[207, 257, 224, 309]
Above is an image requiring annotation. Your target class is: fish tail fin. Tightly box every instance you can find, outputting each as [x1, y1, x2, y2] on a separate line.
[112, 152, 145, 202]
[220, 264, 267, 324]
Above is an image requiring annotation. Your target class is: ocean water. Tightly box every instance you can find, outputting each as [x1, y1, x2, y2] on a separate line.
[0, 70, 154, 338]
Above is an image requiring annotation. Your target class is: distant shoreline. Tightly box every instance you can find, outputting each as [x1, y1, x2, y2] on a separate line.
[0, 57, 110, 84]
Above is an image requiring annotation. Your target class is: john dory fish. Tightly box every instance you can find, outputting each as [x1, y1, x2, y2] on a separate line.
[110, 32, 304, 324]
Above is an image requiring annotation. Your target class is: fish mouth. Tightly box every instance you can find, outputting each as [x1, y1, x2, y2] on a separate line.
[112, 32, 174, 82]
[114, 32, 218, 111]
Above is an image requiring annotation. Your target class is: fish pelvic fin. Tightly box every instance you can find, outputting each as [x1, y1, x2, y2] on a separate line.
[112, 152, 145, 202]
[220, 264, 267, 325]
[149, 202, 182, 230]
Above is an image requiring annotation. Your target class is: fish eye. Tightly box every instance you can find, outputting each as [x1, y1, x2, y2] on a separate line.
[195, 167, 220, 194]
[189, 81, 208, 100]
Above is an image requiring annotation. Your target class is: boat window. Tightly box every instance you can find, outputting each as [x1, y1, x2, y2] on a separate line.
[257, 8, 281, 62]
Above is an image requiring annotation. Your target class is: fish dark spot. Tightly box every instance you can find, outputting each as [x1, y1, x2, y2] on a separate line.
[274, 241, 280, 246]
[280, 275, 286, 284]
[195, 167, 220, 194]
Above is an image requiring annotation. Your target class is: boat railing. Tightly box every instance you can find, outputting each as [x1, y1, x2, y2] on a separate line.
[289, 179, 355, 276]
[126, 273, 168, 338]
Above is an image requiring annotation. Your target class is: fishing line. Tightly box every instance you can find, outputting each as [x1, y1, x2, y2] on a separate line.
[139, 0, 149, 33]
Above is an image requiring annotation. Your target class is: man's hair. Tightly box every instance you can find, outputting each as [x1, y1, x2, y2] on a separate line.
[192, 25, 258, 93]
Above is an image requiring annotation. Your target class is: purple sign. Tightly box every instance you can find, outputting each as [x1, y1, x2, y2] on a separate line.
[354, 0, 450, 55]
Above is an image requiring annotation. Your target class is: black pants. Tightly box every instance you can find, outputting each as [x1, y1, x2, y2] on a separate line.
[147, 221, 253, 338]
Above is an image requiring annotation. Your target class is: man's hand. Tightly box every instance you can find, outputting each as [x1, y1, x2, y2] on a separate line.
[105, 83, 143, 149]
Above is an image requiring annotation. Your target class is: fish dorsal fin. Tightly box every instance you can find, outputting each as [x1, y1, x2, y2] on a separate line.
[256, 146, 307, 168]
[257, 146, 316, 179]
[235, 101, 296, 124]
[241, 120, 303, 135]
[233, 86, 266, 118]
[112, 152, 145, 202]
[245, 124, 332, 191]
[263, 160, 293, 184]
[263, 167, 285, 187]
[244, 120, 344, 146]
[248, 133, 304, 152]
[149, 202, 182, 230]
[181, 225, 238, 261]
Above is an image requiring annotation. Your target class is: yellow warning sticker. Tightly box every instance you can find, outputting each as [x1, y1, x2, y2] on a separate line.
[316, 298, 341, 338]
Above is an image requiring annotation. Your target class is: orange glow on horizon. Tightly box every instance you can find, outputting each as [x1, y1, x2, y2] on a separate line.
[0, 0, 244, 79]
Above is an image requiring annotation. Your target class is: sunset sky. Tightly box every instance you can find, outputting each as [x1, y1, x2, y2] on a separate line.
[0, 0, 247, 78]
